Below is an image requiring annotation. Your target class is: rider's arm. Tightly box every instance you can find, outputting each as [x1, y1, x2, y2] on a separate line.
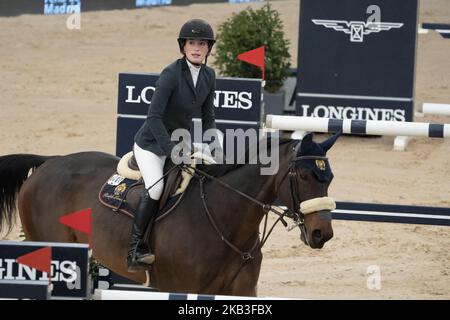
[147, 68, 177, 156]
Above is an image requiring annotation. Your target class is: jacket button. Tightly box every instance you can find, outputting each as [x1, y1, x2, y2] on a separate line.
[192, 100, 196, 104]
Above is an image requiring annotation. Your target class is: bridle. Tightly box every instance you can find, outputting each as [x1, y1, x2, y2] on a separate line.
[286, 154, 330, 245]
[180, 141, 332, 259]
[145, 140, 334, 293]
[137, 138, 337, 292]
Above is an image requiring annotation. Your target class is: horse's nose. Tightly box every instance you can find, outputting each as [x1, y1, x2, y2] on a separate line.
[312, 229, 323, 246]
[312, 229, 333, 247]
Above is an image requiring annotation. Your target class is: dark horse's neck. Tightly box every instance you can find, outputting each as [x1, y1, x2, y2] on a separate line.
[206, 140, 294, 251]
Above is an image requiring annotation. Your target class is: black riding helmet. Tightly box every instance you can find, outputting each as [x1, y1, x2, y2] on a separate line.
[177, 19, 215, 58]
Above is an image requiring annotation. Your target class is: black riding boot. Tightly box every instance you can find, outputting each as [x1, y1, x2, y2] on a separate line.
[127, 192, 159, 273]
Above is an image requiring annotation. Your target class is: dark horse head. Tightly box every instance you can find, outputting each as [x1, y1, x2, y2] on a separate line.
[275, 132, 340, 249]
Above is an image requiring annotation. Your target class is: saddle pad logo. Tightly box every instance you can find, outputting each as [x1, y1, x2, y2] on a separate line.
[114, 183, 127, 197]
[107, 174, 125, 186]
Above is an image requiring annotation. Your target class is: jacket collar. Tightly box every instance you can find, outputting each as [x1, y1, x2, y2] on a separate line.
[181, 57, 205, 97]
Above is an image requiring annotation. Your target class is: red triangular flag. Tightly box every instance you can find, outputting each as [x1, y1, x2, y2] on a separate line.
[59, 208, 92, 235]
[237, 46, 265, 80]
[16, 246, 52, 275]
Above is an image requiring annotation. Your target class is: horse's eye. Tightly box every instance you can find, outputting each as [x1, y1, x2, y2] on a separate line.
[299, 173, 307, 180]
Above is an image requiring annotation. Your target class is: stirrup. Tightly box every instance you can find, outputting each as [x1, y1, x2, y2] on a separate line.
[137, 252, 155, 265]
[127, 255, 153, 273]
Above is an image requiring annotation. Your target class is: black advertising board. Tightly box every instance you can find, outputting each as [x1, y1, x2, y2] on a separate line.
[296, 0, 418, 121]
[0, 241, 89, 299]
[116, 73, 261, 157]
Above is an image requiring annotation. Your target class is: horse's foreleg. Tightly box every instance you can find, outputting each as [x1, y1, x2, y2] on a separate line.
[224, 256, 262, 297]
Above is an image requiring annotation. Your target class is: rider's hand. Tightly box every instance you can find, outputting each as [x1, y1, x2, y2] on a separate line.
[171, 149, 192, 165]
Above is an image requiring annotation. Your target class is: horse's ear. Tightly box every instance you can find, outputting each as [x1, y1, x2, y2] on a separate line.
[300, 132, 314, 154]
[319, 131, 341, 152]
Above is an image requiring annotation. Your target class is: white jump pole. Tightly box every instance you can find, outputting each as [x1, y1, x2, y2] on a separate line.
[265, 115, 450, 138]
[93, 289, 289, 300]
[422, 103, 450, 116]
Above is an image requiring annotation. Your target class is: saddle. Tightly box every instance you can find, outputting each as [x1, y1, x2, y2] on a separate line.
[98, 151, 216, 218]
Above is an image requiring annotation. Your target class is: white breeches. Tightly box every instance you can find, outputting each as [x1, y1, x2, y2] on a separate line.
[133, 143, 167, 200]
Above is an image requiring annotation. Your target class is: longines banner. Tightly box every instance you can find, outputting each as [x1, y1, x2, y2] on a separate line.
[296, 0, 418, 121]
[116, 73, 262, 157]
[0, 241, 89, 299]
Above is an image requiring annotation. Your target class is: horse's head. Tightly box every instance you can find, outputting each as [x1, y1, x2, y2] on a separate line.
[277, 132, 340, 249]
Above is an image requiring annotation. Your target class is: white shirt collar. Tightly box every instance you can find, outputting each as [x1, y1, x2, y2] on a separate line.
[186, 59, 201, 87]
[186, 59, 201, 74]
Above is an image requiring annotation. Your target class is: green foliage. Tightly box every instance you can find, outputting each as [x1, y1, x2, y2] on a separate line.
[213, 3, 291, 93]
[89, 258, 100, 279]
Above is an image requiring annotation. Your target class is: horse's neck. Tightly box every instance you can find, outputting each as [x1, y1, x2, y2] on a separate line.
[218, 142, 293, 245]
[229, 140, 292, 201]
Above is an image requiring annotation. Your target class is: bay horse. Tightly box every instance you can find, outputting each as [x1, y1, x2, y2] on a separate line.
[0, 133, 339, 296]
